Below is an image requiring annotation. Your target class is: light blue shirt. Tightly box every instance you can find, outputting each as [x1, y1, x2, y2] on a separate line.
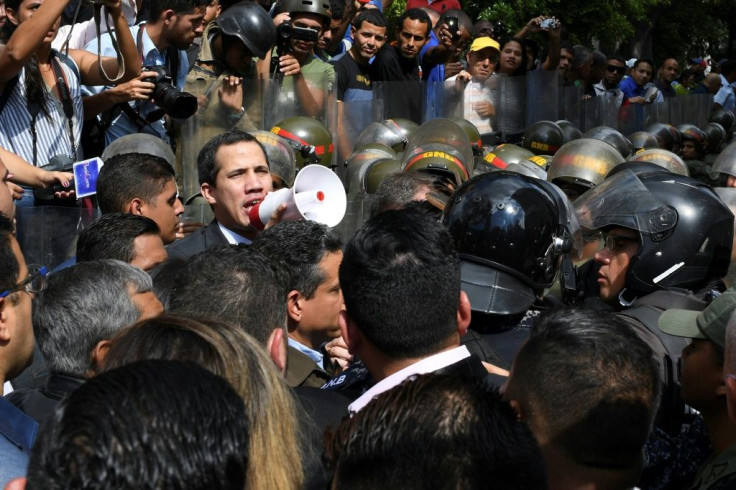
[287, 337, 324, 367]
[83, 23, 189, 145]
[715, 74, 736, 112]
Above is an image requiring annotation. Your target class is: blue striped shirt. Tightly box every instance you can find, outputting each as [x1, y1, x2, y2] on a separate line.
[0, 53, 83, 166]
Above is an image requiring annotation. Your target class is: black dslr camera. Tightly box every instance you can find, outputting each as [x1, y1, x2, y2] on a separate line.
[270, 21, 320, 74]
[142, 66, 198, 119]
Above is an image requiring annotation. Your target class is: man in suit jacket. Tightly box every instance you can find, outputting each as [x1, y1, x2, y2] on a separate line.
[167, 130, 274, 260]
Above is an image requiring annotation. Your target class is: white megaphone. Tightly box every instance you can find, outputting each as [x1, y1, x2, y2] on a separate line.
[249, 164, 347, 230]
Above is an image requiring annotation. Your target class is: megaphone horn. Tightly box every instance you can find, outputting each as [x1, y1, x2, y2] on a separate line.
[249, 164, 347, 230]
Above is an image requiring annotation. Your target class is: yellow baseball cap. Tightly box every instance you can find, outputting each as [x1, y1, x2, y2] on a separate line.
[469, 36, 500, 53]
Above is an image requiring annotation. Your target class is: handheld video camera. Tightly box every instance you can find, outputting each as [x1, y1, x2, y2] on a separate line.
[270, 21, 320, 74]
[142, 66, 198, 119]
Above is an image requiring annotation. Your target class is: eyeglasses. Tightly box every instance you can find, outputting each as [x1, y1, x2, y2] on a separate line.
[607, 64, 626, 75]
[602, 233, 639, 253]
[0, 265, 47, 298]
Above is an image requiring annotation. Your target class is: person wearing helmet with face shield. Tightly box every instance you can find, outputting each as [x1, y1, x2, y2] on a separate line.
[443, 171, 582, 370]
[575, 169, 733, 438]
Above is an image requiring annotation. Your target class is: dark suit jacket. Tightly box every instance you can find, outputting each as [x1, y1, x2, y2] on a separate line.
[285, 345, 331, 389]
[166, 221, 229, 261]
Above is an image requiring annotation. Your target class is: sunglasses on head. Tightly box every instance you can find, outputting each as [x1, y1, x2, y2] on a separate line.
[607, 64, 626, 75]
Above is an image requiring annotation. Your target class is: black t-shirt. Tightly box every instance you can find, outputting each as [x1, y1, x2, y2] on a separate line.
[330, 52, 372, 102]
[369, 45, 424, 123]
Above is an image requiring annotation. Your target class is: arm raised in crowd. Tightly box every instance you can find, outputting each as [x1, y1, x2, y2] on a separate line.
[514, 15, 562, 71]
[0, 0, 72, 81]
[68, 0, 142, 86]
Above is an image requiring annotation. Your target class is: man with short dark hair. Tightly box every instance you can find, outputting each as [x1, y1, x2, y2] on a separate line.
[326, 373, 547, 489]
[621, 58, 662, 105]
[169, 245, 290, 372]
[83, 0, 209, 145]
[7, 260, 163, 424]
[593, 53, 626, 107]
[330, 8, 387, 160]
[253, 221, 343, 388]
[0, 215, 38, 487]
[16, 360, 250, 490]
[505, 308, 660, 489]
[167, 130, 273, 260]
[329, 207, 502, 410]
[370, 8, 431, 123]
[77, 214, 168, 272]
[97, 153, 185, 245]
[656, 58, 679, 98]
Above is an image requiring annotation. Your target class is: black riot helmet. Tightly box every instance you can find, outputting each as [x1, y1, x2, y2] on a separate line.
[583, 126, 634, 159]
[216, 1, 277, 59]
[522, 120, 564, 156]
[703, 122, 727, 153]
[627, 131, 659, 152]
[575, 170, 733, 304]
[644, 123, 676, 152]
[677, 124, 706, 153]
[710, 109, 735, 134]
[556, 120, 583, 143]
[443, 171, 581, 315]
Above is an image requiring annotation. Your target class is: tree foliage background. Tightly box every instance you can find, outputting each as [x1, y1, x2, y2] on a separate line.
[386, 0, 736, 65]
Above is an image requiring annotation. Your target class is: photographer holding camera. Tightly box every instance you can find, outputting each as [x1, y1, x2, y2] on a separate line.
[0, 0, 140, 206]
[257, 0, 335, 119]
[82, 0, 208, 148]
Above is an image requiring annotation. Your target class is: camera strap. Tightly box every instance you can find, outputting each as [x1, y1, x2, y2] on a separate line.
[50, 55, 78, 160]
[24, 53, 79, 166]
[92, 4, 126, 83]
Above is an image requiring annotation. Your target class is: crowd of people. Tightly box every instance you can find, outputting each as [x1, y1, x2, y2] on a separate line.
[2, 0, 736, 489]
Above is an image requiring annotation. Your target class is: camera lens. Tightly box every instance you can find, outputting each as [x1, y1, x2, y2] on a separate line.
[154, 83, 198, 119]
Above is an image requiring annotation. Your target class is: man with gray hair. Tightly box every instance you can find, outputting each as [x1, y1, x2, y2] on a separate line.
[6, 260, 163, 423]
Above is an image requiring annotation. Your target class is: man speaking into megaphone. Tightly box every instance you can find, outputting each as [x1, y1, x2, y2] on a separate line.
[168, 130, 346, 261]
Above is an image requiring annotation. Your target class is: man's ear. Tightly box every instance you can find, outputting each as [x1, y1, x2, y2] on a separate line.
[4, 8, 19, 28]
[287, 290, 303, 323]
[0, 298, 10, 342]
[267, 327, 287, 374]
[200, 182, 217, 206]
[350, 25, 356, 39]
[508, 399, 524, 421]
[161, 9, 176, 25]
[126, 198, 144, 216]
[339, 309, 360, 354]
[456, 290, 471, 338]
[89, 340, 111, 376]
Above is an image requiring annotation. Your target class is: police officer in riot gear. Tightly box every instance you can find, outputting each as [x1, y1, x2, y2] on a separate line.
[443, 171, 581, 368]
[575, 169, 733, 436]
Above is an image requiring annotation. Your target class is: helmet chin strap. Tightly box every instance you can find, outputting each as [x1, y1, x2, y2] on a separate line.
[618, 288, 638, 308]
